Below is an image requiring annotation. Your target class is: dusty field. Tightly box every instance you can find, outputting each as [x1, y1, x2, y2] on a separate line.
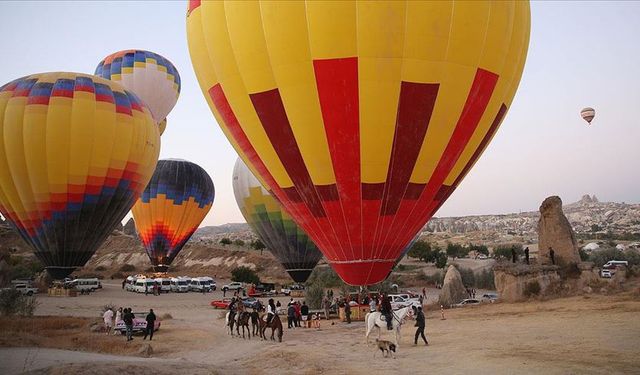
[0, 281, 639, 374]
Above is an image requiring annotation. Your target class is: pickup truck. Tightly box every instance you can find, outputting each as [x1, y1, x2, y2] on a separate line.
[13, 284, 39, 296]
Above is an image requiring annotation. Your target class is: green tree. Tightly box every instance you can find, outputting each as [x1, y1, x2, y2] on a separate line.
[251, 239, 266, 255]
[231, 266, 260, 284]
[233, 239, 245, 247]
[446, 243, 467, 259]
[434, 248, 448, 269]
[493, 244, 523, 260]
[219, 238, 232, 246]
[408, 240, 432, 262]
[469, 244, 489, 257]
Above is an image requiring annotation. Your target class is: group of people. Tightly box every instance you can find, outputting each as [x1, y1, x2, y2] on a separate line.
[102, 306, 156, 341]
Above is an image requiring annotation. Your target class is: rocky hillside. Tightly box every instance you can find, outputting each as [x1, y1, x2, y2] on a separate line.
[424, 195, 640, 236]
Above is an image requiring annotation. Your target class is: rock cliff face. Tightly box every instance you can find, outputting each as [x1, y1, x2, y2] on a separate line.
[123, 218, 137, 237]
[493, 265, 561, 302]
[537, 196, 580, 266]
[438, 265, 466, 307]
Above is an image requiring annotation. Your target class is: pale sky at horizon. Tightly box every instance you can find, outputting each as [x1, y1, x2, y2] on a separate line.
[0, 1, 638, 227]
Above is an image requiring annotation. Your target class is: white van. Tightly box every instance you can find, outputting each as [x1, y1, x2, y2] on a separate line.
[155, 278, 171, 293]
[125, 276, 137, 292]
[189, 277, 210, 292]
[134, 278, 156, 293]
[170, 277, 190, 293]
[200, 276, 216, 291]
[67, 278, 101, 292]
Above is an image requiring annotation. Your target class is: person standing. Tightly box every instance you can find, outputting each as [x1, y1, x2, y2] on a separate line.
[344, 299, 351, 324]
[511, 246, 517, 263]
[123, 308, 135, 341]
[294, 301, 302, 327]
[145, 283, 149, 296]
[414, 306, 428, 346]
[549, 247, 556, 265]
[143, 309, 156, 340]
[122, 279, 126, 290]
[103, 308, 114, 335]
[287, 303, 296, 329]
[301, 301, 309, 328]
[422, 287, 426, 300]
[524, 247, 530, 265]
[323, 297, 331, 320]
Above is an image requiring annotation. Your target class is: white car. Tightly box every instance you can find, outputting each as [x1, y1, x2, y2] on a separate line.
[600, 269, 612, 278]
[12, 284, 39, 296]
[222, 282, 244, 292]
[453, 299, 481, 308]
[388, 295, 421, 310]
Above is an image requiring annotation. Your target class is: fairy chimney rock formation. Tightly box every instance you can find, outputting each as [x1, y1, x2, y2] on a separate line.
[438, 265, 466, 307]
[537, 196, 580, 266]
[123, 218, 137, 237]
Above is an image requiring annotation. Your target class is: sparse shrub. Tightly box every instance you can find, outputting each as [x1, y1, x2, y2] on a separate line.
[110, 272, 125, 280]
[233, 239, 245, 247]
[219, 238, 232, 246]
[493, 244, 524, 260]
[579, 248, 589, 261]
[306, 266, 344, 288]
[397, 264, 407, 271]
[456, 266, 476, 287]
[523, 280, 541, 297]
[305, 283, 324, 309]
[476, 269, 496, 289]
[0, 289, 39, 316]
[231, 266, 260, 284]
[95, 266, 107, 272]
[118, 264, 136, 272]
[160, 313, 173, 320]
[420, 271, 444, 286]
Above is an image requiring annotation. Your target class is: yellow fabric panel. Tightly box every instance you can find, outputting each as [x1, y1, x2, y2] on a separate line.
[199, 0, 292, 188]
[446, 1, 491, 67]
[478, 1, 512, 74]
[357, 1, 405, 183]
[68, 93, 96, 186]
[305, 1, 357, 59]
[409, 63, 476, 183]
[259, 1, 335, 186]
[45, 96, 72, 194]
[23, 100, 49, 206]
[403, 1, 452, 63]
[223, 1, 276, 94]
[0, 94, 28, 223]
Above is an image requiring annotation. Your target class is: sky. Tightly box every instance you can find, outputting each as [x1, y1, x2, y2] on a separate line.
[0, 1, 638, 227]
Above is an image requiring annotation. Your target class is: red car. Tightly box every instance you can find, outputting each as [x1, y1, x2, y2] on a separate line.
[210, 298, 233, 309]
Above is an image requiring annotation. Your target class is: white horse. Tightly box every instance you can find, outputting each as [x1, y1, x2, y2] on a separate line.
[365, 306, 414, 347]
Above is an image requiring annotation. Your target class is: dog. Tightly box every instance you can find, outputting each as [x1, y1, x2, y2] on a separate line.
[374, 338, 396, 359]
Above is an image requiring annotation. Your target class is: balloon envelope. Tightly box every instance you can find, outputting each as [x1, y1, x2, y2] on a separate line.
[132, 159, 214, 272]
[187, 1, 530, 285]
[95, 50, 180, 126]
[233, 158, 322, 283]
[0, 72, 160, 278]
[580, 107, 595, 124]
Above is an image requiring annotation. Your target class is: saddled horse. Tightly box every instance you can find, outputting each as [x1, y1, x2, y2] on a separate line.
[250, 311, 260, 337]
[259, 313, 283, 342]
[224, 311, 236, 336]
[365, 305, 413, 347]
[236, 311, 251, 339]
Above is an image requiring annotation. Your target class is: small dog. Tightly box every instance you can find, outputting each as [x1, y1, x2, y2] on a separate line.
[374, 339, 396, 359]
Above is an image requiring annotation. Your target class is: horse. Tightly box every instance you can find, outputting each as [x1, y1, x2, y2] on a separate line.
[236, 311, 252, 339]
[259, 313, 283, 342]
[225, 311, 236, 336]
[365, 305, 414, 347]
[250, 311, 260, 337]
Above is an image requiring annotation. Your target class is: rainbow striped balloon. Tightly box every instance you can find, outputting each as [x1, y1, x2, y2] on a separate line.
[0, 72, 160, 278]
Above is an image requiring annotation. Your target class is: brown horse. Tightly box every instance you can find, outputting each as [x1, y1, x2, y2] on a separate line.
[259, 314, 283, 342]
[250, 311, 260, 337]
[237, 312, 251, 339]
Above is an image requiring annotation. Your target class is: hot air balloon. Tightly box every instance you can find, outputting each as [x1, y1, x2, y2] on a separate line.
[187, 1, 530, 285]
[132, 159, 214, 272]
[580, 107, 595, 125]
[0, 72, 160, 279]
[95, 50, 180, 127]
[158, 118, 167, 135]
[233, 158, 323, 283]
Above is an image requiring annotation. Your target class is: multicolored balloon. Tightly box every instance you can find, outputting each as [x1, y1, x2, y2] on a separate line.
[187, 1, 530, 285]
[0, 72, 160, 279]
[580, 107, 595, 125]
[95, 50, 180, 126]
[132, 159, 214, 272]
[233, 158, 322, 283]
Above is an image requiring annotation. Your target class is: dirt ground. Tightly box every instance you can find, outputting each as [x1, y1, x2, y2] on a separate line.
[0, 281, 639, 374]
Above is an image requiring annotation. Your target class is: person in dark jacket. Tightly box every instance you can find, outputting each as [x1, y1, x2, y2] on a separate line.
[344, 299, 351, 324]
[381, 296, 393, 330]
[549, 247, 556, 265]
[414, 306, 428, 345]
[301, 301, 309, 328]
[123, 308, 135, 341]
[143, 308, 156, 340]
[287, 304, 296, 329]
[524, 247, 530, 265]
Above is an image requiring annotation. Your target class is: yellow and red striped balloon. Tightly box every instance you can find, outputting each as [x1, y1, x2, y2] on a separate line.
[0, 72, 160, 278]
[187, 1, 530, 285]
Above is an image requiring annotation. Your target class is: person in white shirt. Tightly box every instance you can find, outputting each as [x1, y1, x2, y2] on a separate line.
[103, 308, 114, 335]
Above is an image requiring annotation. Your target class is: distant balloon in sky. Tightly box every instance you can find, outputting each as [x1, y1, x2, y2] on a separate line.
[580, 107, 595, 125]
[0, 72, 160, 279]
[232, 158, 323, 283]
[187, 1, 531, 285]
[95, 50, 180, 127]
[132, 159, 214, 273]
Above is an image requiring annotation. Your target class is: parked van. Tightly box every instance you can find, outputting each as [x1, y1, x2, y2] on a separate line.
[125, 276, 137, 292]
[200, 276, 216, 291]
[189, 277, 211, 292]
[155, 278, 171, 293]
[134, 278, 156, 293]
[170, 277, 191, 293]
[66, 278, 101, 292]
[603, 260, 628, 269]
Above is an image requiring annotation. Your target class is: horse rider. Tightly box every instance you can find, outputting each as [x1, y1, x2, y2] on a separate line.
[228, 296, 238, 323]
[380, 295, 393, 330]
[266, 298, 276, 326]
[235, 297, 245, 324]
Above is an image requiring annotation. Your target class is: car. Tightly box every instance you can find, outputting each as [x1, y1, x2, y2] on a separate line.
[240, 297, 261, 309]
[114, 311, 161, 334]
[482, 293, 498, 302]
[289, 284, 305, 291]
[211, 298, 233, 309]
[600, 269, 612, 278]
[222, 282, 244, 292]
[388, 295, 421, 310]
[453, 299, 481, 308]
[12, 284, 39, 296]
